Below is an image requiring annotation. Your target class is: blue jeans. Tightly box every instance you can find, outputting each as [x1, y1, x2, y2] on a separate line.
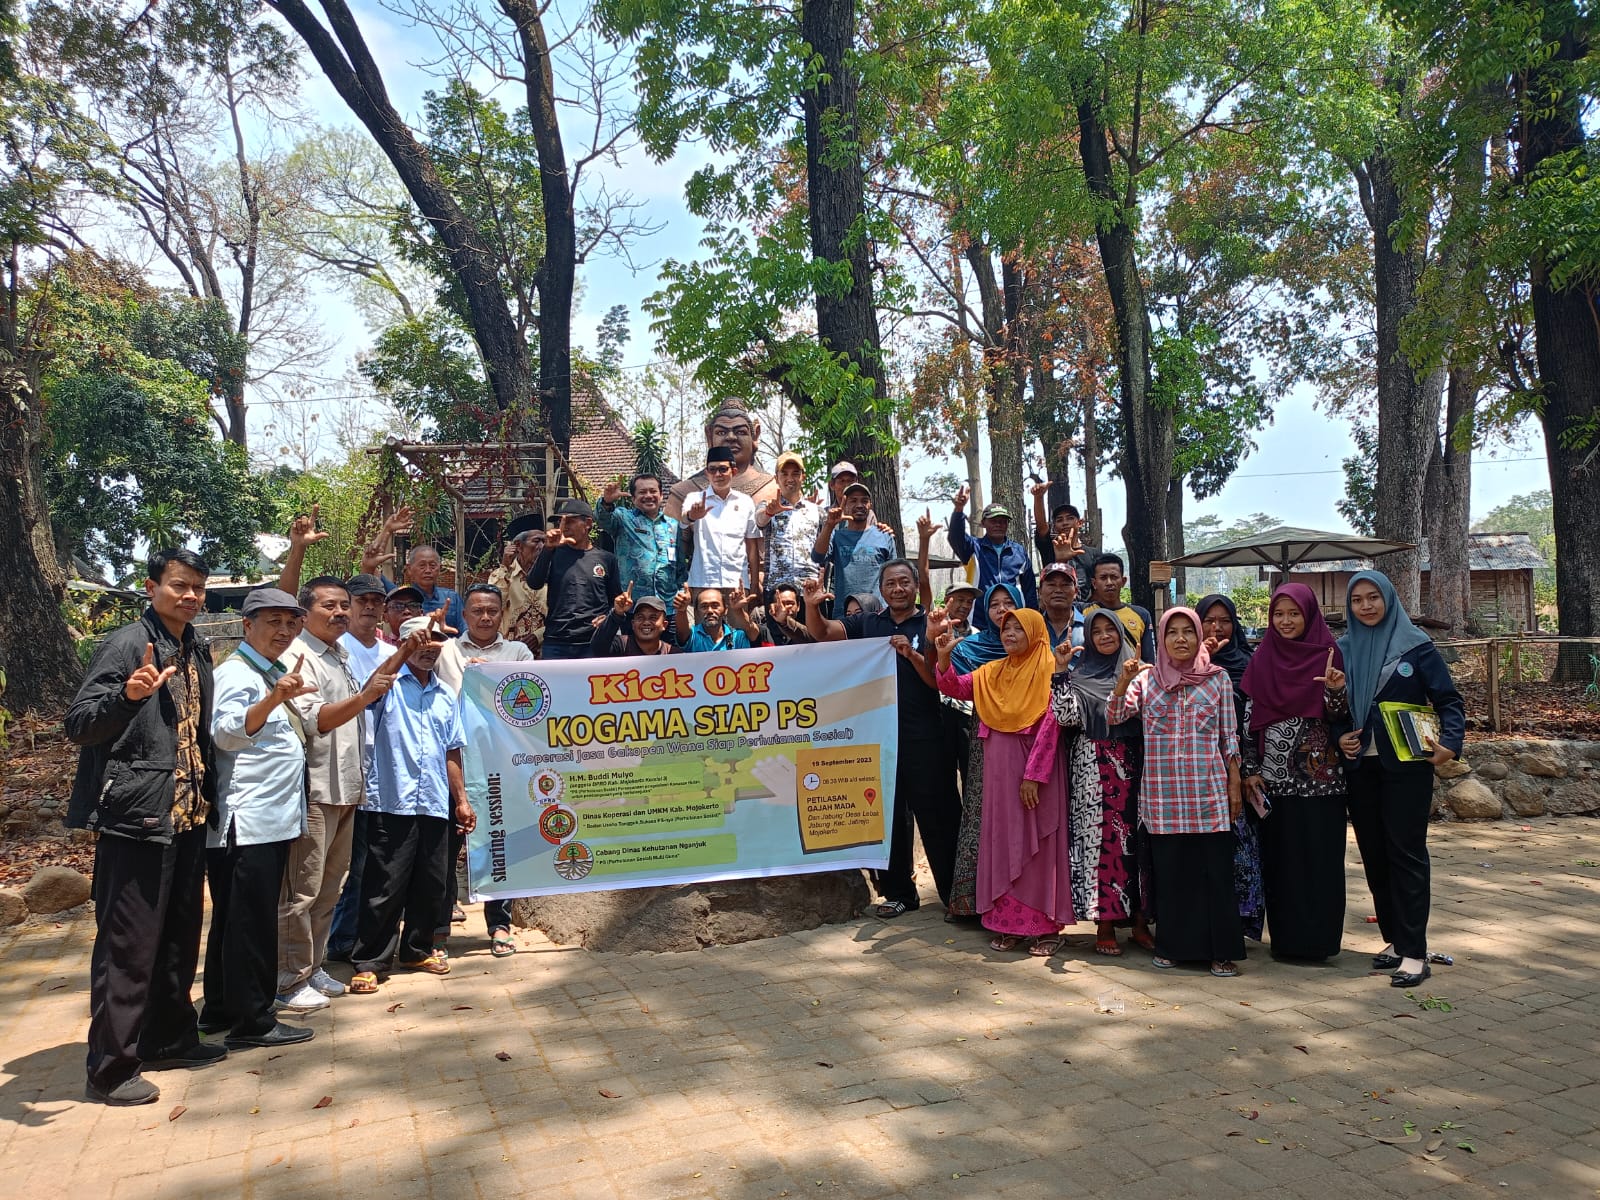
[326, 810, 368, 960]
[540, 640, 590, 660]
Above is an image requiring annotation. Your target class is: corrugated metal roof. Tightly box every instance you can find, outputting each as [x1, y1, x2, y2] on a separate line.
[1273, 532, 1547, 574]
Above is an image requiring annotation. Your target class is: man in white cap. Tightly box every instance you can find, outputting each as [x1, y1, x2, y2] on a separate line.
[200, 587, 317, 1052]
[348, 617, 475, 995]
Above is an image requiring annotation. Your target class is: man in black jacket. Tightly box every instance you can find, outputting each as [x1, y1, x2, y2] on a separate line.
[66, 548, 221, 1105]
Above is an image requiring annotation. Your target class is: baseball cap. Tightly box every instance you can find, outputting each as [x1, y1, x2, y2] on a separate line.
[944, 581, 980, 598]
[345, 573, 387, 598]
[240, 587, 306, 618]
[557, 498, 595, 520]
[1051, 502, 1082, 520]
[632, 595, 669, 614]
[775, 451, 804, 472]
[843, 481, 872, 500]
[385, 585, 425, 605]
[1041, 562, 1078, 581]
[829, 461, 859, 479]
[982, 502, 1012, 520]
[398, 616, 449, 641]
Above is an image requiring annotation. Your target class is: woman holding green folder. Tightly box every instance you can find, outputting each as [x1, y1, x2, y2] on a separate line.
[1337, 571, 1466, 988]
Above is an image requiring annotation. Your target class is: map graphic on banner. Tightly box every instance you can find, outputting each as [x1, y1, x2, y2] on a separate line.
[458, 640, 899, 899]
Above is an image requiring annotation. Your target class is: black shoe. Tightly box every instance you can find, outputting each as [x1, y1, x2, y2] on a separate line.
[224, 1022, 316, 1050]
[451, 904, 466, 923]
[85, 1075, 160, 1106]
[1390, 963, 1432, 988]
[144, 1042, 229, 1070]
[1371, 952, 1402, 971]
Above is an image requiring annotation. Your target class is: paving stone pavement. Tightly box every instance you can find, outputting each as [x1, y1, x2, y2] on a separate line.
[3, 819, 1600, 1200]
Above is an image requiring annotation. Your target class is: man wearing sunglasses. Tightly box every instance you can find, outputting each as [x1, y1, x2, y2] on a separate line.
[681, 446, 763, 592]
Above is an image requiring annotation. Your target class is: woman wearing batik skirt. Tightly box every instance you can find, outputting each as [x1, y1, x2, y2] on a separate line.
[1109, 607, 1245, 977]
[1238, 583, 1349, 962]
[935, 608, 1073, 956]
[1198, 593, 1265, 941]
[1050, 607, 1150, 956]
[944, 583, 1023, 920]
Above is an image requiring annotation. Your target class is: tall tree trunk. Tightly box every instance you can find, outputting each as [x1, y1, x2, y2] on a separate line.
[499, 0, 574, 456]
[265, 0, 533, 419]
[1519, 18, 1600, 669]
[1356, 141, 1442, 614]
[1166, 475, 1186, 600]
[1082, 385, 1100, 546]
[799, 0, 902, 545]
[0, 261, 82, 711]
[1078, 99, 1169, 608]
[965, 242, 1025, 531]
[1424, 368, 1475, 633]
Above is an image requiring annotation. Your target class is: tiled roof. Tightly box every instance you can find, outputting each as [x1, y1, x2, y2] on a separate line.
[569, 391, 678, 492]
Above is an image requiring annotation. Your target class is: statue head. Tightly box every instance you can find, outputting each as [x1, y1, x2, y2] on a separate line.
[704, 403, 761, 472]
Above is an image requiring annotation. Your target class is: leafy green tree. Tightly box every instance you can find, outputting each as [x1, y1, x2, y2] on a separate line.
[41, 257, 270, 577]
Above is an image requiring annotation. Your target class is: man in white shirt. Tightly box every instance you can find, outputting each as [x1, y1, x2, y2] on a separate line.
[276, 576, 405, 1013]
[434, 583, 532, 958]
[326, 573, 389, 965]
[682, 445, 762, 591]
[200, 588, 317, 1051]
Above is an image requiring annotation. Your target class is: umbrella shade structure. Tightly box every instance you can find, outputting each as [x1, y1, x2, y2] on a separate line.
[1169, 526, 1415, 578]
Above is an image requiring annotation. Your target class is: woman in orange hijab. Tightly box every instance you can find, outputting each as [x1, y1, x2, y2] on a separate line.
[933, 607, 1074, 955]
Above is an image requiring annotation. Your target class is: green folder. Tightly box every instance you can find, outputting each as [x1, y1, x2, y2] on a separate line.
[1378, 701, 1440, 762]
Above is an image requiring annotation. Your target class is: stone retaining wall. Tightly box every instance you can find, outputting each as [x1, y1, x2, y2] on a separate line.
[1434, 738, 1600, 820]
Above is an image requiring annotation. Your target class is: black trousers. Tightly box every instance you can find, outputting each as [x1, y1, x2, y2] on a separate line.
[435, 824, 466, 939]
[939, 705, 972, 791]
[200, 833, 291, 1037]
[1149, 831, 1245, 963]
[1348, 758, 1433, 960]
[875, 735, 963, 908]
[354, 813, 449, 975]
[85, 827, 207, 1091]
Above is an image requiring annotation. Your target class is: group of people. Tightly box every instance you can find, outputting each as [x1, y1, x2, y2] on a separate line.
[61, 400, 1466, 1108]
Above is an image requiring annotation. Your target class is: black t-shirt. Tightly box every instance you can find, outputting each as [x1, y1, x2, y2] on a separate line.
[530, 545, 622, 645]
[840, 607, 942, 739]
[1033, 532, 1099, 596]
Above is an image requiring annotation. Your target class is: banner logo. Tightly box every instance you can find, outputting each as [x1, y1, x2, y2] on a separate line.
[495, 672, 552, 728]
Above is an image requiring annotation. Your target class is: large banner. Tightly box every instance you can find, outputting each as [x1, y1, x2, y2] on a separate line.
[458, 640, 899, 899]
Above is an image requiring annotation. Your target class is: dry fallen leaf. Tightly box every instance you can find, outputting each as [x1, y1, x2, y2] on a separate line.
[815, 1061, 833, 1069]
[1226, 1131, 1244, 1138]
[598, 1088, 621, 1099]
[1426, 1138, 1444, 1152]
[495, 1051, 512, 1062]
[386, 1002, 404, 1013]
[249, 1107, 261, 1115]
[1374, 1132, 1422, 1145]
[167, 1105, 187, 1122]
[1293, 1045, 1309, 1055]
[247, 1069, 261, 1075]
[452, 1005, 473, 1011]
[983, 1032, 1000, 1041]
[268, 1155, 283, 1166]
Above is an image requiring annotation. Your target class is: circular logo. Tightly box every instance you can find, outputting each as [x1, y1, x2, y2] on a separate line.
[802, 772, 821, 791]
[495, 672, 552, 727]
[529, 768, 564, 805]
[592, 563, 607, 578]
[553, 841, 594, 880]
[1397, 662, 1414, 678]
[538, 805, 578, 845]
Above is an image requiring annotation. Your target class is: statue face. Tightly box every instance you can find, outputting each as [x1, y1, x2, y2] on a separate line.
[707, 412, 759, 470]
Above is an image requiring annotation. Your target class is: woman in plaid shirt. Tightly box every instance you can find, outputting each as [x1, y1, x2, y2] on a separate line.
[1109, 607, 1245, 978]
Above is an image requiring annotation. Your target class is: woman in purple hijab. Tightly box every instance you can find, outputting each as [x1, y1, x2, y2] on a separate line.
[1238, 583, 1350, 961]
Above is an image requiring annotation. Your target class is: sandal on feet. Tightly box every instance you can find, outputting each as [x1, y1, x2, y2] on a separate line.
[490, 932, 516, 958]
[1151, 955, 1177, 970]
[399, 952, 450, 975]
[1029, 935, 1066, 958]
[349, 972, 380, 995]
[1094, 937, 1124, 957]
[1210, 960, 1239, 978]
[1131, 929, 1156, 952]
[874, 900, 916, 919]
[989, 933, 1023, 952]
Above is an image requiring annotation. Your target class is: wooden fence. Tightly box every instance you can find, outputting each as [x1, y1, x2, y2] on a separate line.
[1434, 635, 1600, 733]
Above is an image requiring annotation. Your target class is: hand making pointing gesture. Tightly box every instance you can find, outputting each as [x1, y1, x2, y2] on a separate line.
[1315, 646, 1346, 691]
[124, 643, 177, 702]
[271, 654, 318, 705]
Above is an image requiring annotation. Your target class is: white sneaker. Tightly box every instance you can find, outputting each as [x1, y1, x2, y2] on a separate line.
[309, 968, 346, 997]
[274, 983, 331, 1012]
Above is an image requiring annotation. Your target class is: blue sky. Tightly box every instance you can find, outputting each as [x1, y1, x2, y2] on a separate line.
[288, 0, 1550, 543]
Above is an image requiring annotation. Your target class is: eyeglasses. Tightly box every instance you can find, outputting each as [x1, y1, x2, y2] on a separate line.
[388, 600, 424, 612]
[704, 464, 733, 474]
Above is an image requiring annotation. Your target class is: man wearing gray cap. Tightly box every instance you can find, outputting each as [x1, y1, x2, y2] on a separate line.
[948, 483, 1036, 630]
[200, 588, 317, 1051]
[589, 587, 682, 656]
[528, 498, 621, 660]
